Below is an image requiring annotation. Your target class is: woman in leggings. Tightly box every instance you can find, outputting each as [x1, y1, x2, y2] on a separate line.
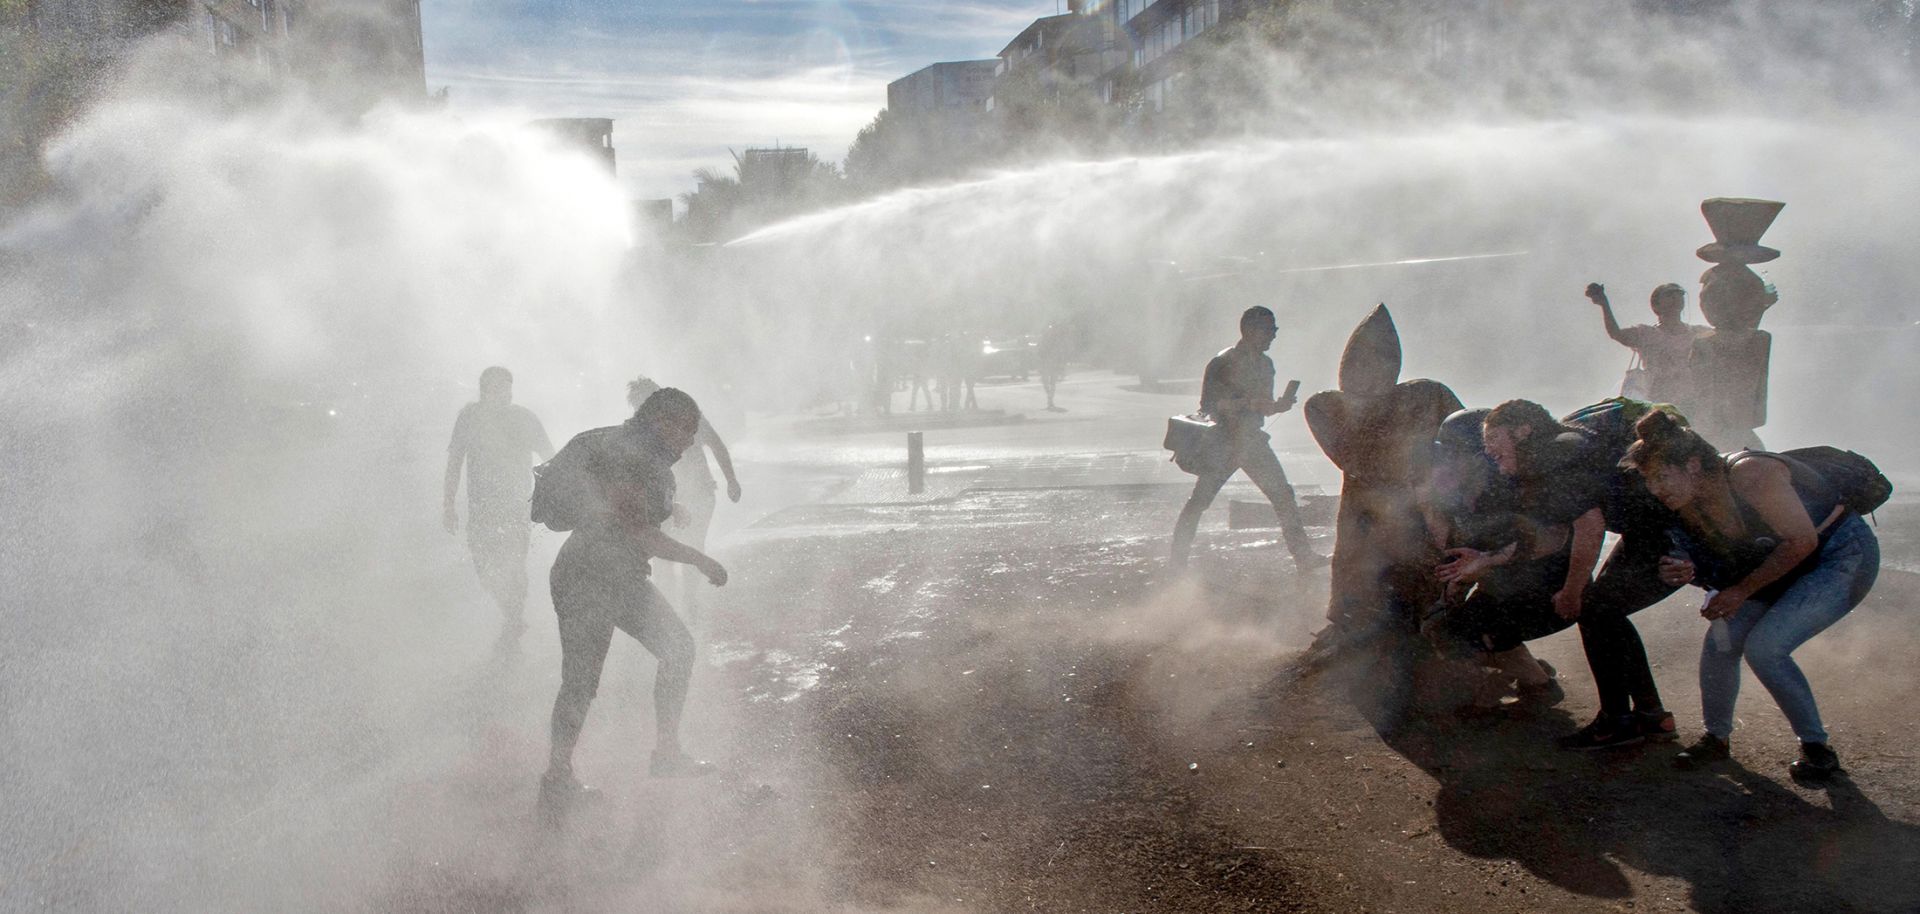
[1624, 411, 1880, 780]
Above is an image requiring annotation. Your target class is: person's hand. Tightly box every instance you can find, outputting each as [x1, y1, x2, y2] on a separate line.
[1702, 587, 1747, 621]
[671, 503, 690, 529]
[1270, 395, 1296, 415]
[1658, 556, 1696, 587]
[726, 478, 742, 503]
[1585, 282, 1608, 306]
[1552, 582, 1587, 620]
[697, 557, 729, 587]
[1435, 547, 1494, 584]
[442, 503, 459, 535]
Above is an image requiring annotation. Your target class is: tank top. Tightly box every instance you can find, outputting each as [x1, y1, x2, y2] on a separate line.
[1683, 451, 1842, 602]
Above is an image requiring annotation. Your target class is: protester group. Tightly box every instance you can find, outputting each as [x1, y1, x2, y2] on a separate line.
[1167, 245, 1888, 784]
[438, 197, 1889, 822]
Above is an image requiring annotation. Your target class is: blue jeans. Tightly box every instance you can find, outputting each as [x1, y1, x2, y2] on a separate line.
[1700, 514, 1880, 744]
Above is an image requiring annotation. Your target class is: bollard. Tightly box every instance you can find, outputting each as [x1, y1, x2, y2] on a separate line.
[907, 431, 925, 494]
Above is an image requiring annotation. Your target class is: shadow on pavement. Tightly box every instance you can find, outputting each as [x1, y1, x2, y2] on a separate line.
[1363, 678, 1920, 912]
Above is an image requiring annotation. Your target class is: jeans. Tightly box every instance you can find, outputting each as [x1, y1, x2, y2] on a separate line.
[1171, 430, 1314, 563]
[1700, 514, 1879, 744]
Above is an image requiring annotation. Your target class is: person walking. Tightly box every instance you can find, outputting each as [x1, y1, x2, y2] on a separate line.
[540, 387, 731, 813]
[1169, 306, 1325, 571]
[443, 366, 555, 639]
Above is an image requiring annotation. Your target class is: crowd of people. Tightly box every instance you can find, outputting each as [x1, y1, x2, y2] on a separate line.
[433, 264, 1883, 825]
[1167, 281, 1886, 784]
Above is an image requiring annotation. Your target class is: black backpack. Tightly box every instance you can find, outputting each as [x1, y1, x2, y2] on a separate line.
[529, 425, 621, 532]
[1778, 446, 1894, 518]
[1561, 397, 1688, 464]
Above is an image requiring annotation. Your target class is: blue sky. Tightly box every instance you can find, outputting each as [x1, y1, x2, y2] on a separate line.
[421, 0, 1058, 200]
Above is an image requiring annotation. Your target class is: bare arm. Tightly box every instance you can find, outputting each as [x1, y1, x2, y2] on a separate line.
[1705, 460, 1823, 617]
[1587, 283, 1631, 346]
[608, 481, 727, 583]
[700, 420, 742, 502]
[1554, 508, 1607, 619]
[442, 414, 467, 533]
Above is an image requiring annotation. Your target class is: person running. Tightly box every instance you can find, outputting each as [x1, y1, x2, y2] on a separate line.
[1586, 282, 1709, 407]
[1170, 306, 1325, 571]
[1625, 411, 1880, 781]
[443, 366, 554, 638]
[628, 377, 743, 617]
[541, 388, 730, 812]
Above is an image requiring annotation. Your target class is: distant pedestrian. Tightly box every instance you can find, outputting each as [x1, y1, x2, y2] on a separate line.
[1170, 306, 1325, 571]
[1038, 322, 1070, 412]
[1586, 282, 1709, 407]
[443, 366, 554, 639]
[541, 387, 730, 815]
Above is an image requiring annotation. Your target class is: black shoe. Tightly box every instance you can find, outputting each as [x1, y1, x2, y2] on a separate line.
[1557, 714, 1644, 751]
[1635, 709, 1678, 742]
[1515, 661, 1564, 706]
[1673, 734, 1731, 770]
[1790, 742, 1842, 782]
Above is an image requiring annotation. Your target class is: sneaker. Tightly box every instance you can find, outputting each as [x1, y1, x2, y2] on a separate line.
[1673, 734, 1731, 770]
[1789, 742, 1842, 782]
[1556, 713, 1645, 751]
[649, 749, 717, 779]
[1635, 709, 1678, 742]
[1515, 661, 1564, 706]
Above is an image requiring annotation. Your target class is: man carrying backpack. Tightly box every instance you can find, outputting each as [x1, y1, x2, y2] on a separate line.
[538, 387, 730, 814]
[443, 366, 555, 639]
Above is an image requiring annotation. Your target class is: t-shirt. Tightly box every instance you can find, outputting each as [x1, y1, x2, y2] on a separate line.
[1617, 323, 1710, 405]
[449, 403, 553, 516]
[1513, 429, 1613, 528]
[1199, 345, 1276, 437]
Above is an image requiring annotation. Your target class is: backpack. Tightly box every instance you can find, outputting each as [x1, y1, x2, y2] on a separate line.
[1561, 397, 1687, 464]
[529, 425, 621, 532]
[1776, 446, 1894, 518]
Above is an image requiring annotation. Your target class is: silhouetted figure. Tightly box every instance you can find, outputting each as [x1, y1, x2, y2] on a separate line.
[541, 388, 729, 816]
[1587, 282, 1708, 406]
[1038, 322, 1070, 412]
[443, 366, 554, 638]
[1170, 306, 1324, 571]
[628, 377, 744, 619]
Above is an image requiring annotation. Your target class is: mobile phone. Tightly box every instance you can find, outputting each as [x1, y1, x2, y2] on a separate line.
[1282, 379, 1301, 401]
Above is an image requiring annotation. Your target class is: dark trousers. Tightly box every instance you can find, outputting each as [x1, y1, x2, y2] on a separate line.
[1577, 532, 1678, 716]
[1446, 551, 1574, 653]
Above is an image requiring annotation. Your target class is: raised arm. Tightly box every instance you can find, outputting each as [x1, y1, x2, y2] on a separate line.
[1586, 283, 1631, 346]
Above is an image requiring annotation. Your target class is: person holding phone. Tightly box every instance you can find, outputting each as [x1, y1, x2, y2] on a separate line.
[1170, 306, 1326, 571]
